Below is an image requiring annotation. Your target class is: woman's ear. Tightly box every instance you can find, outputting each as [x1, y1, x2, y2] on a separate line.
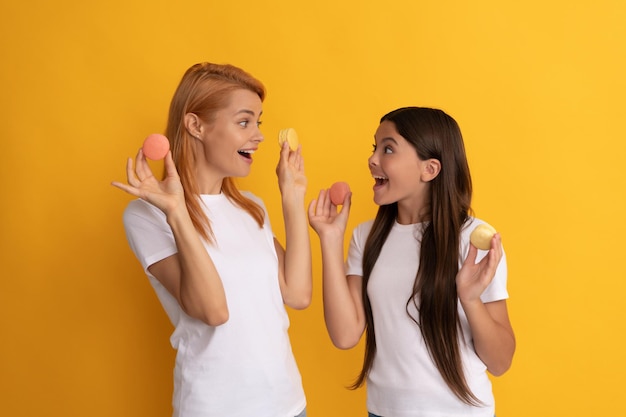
[422, 158, 441, 182]
[183, 113, 203, 139]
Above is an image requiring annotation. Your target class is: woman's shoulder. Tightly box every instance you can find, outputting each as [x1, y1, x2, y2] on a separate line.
[123, 198, 163, 220]
[239, 190, 267, 211]
[122, 199, 169, 236]
[240, 190, 262, 203]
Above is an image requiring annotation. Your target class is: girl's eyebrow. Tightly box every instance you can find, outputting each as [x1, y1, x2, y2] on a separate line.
[379, 136, 398, 145]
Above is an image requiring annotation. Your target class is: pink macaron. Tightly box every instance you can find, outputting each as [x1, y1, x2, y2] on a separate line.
[142, 133, 170, 160]
[329, 181, 350, 205]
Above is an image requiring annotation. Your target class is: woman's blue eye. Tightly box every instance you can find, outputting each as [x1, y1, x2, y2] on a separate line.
[240, 120, 261, 128]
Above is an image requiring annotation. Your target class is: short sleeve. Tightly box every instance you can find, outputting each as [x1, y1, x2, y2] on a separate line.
[345, 221, 374, 277]
[122, 199, 178, 272]
[461, 218, 509, 303]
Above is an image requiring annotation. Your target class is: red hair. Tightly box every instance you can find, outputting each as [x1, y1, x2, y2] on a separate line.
[164, 63, 266, 242]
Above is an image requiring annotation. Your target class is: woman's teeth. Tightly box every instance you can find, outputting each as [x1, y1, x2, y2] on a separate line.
[238, 150, 254, 159]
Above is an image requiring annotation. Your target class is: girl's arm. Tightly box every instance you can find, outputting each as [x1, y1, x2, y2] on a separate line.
[457, 234, 516, 375]
[275, 142, 312, 309]
[112, 150, 228, 326]
[308, 189, 366, 349]
[462, 299, 515, 376]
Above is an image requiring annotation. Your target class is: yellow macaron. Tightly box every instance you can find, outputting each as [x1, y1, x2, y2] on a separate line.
[278, 128, 299, 151]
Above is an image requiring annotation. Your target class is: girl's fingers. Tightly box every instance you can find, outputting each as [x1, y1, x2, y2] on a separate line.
[337, 191, 352, 219]
[487, 236, 503, 274]
[315, 189, 327, 215]
[312, 189, 334, 218]
[307, 198, 318, 219]
[323, 189, 334, 215]
[465, 243, 478, 266]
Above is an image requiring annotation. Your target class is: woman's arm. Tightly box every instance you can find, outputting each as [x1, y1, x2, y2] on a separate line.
[309, 189, 366, 349]
[275, 142, 312, 309]
[113, 150, 228, 326]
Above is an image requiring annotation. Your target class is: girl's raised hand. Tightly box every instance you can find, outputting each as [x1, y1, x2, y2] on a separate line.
[111, 149, 185, 215]
[308, 188, 351, 239]
[456, 233, 503, 304]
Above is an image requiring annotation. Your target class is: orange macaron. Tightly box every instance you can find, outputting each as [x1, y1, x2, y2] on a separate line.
[142, 133, 170, 160]
[329, 181, 350, 205]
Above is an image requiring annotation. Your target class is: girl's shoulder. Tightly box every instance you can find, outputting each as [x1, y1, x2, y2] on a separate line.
[354, 219, 375, 234]
[349, 219, 375, 245]
[461, 216, 495, 235]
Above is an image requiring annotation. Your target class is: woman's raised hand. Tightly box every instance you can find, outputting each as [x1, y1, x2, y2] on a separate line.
[276, 141, 307, 197]
[111, 149, 185, 215]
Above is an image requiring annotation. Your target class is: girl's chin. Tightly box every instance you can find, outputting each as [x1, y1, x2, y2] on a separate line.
[373, 195, 392, 206]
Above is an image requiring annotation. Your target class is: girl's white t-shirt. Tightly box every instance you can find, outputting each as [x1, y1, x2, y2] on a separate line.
[346, 218, 508, 417]
[123, 192, 305, 417]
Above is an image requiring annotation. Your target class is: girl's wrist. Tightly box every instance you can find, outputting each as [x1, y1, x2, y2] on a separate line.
[317, 228, 346, 244]
[459, 296, 484, 312]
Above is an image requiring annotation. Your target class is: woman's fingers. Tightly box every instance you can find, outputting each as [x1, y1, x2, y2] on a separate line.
[125, 157, 142, 187]
[163, 151, 179, 180]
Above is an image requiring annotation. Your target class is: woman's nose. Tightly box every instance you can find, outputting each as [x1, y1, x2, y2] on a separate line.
[253, 128, 264, 143]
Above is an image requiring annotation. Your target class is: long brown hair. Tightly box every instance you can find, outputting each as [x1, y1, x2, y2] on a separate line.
[353, 107, 478, 405]
[164, 62, 265, 242]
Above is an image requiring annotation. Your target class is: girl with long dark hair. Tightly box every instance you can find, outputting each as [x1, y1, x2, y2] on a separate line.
[309, 107, 515, 417]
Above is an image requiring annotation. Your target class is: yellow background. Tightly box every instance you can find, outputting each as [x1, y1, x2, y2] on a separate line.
[1, 0, 625, 415]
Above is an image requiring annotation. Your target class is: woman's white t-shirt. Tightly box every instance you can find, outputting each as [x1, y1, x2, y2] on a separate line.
[123, 192, 305, 417]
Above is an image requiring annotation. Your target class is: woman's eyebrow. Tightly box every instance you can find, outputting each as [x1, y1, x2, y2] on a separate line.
[235, 109, 262, 117]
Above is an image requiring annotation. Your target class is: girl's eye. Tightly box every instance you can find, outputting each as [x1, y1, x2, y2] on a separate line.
[384, 146, 393, 154]
[372, 144, 377, 153]
[256, 121, 263, 128]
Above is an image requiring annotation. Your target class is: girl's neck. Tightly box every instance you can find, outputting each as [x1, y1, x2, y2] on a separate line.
[396, 201, 429, 225]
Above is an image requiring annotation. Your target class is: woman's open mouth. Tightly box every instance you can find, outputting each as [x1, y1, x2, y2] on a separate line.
[237, 149, 254, 160]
